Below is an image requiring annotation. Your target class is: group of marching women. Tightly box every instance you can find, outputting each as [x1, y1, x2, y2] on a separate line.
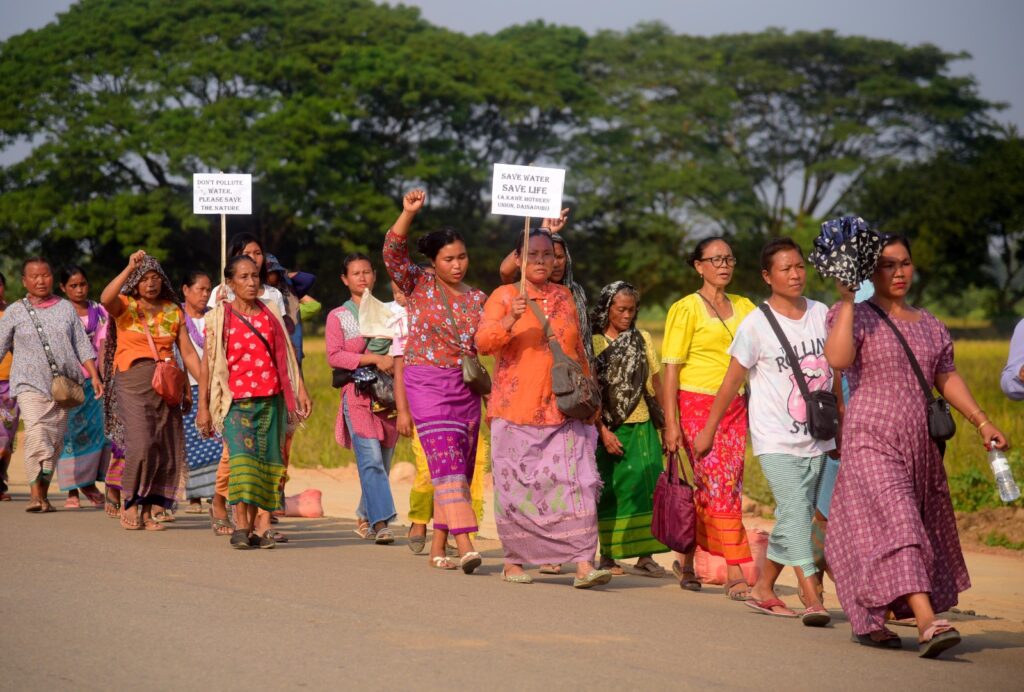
[0, 239, 316, 547]
[0, 189, 1012, 660]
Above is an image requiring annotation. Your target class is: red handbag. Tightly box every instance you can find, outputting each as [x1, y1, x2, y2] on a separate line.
[651, 451, 697, 554]
[144, 313, 186, 407]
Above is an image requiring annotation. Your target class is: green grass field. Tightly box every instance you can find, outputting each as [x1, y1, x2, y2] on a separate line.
[293, 330, 1022, 513]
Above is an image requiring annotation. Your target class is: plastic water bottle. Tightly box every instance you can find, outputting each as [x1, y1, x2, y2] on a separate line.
[988, 442, 1021, 503]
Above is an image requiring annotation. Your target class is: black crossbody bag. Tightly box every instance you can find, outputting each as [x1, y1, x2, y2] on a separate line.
[864, 302, 955, 443]
[758, 303, 839, 441]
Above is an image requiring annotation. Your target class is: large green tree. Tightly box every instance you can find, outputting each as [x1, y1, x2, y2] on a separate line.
[0, 3, 1003, 315]
[848, 129, 1024, 314]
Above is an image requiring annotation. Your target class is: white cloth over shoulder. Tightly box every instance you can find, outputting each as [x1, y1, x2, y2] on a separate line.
[357, 290, 394, 339]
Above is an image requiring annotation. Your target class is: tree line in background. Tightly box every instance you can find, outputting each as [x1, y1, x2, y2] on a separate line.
[1, 0, 1021, 317]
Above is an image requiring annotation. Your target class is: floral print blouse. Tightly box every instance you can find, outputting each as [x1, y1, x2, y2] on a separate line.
[383, 230, 486, 368]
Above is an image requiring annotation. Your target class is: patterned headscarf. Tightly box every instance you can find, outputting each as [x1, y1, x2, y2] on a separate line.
[589, 281, 664, 429]
[102, 254, 180, 446]
[551, 234, 594, 362]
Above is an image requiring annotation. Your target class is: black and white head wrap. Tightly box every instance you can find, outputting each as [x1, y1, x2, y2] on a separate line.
[808, 215, 884, 291]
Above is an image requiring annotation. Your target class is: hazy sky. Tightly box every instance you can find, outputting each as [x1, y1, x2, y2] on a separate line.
[1, 0, 1021, 128]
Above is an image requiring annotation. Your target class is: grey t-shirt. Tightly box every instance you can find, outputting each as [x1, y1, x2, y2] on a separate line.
[0, 299, 96, 398]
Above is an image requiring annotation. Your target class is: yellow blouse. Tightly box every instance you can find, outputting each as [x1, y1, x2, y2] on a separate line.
[661, 293, 755, 395]
[593, 329, 660, 424]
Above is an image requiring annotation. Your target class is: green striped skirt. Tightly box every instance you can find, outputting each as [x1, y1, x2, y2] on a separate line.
[225, 395, 286, 511]
[596, 418, 669, 559]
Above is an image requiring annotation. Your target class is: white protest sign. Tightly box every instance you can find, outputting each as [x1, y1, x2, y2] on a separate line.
[490, 163, 565, 218]
[193, 173, 252, 215]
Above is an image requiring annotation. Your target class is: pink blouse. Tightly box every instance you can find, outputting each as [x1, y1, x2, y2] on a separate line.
[325, 304, 398, 449]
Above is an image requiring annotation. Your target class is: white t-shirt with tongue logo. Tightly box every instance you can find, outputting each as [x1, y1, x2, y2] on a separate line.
[728, 299, 836, 457]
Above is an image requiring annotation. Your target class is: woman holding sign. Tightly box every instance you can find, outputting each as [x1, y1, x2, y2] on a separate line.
[498, 210, 593, 362]
[476, 230, 610, 589]
[383, 189, 487, 574]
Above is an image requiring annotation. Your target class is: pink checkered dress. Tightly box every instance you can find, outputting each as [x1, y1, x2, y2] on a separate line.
[824, 303, 970, 635]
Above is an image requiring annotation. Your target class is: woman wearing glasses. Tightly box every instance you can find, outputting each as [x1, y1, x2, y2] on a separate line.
[662, 238, 756, 598]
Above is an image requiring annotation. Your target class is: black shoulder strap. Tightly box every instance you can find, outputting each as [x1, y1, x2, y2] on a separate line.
[863, 301, 936, 404]
[231, 307, 274, 358]
[757, 303, 811, 400]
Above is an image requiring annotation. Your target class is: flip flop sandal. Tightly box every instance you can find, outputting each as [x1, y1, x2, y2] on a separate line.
[82, 489, 105, 507]
[745, 598, 798, 618]
[631, 561, 667, 578]
[431, 556, 457, 570]
[270, 531, 288, 543]
[501, 570, 533, 584]
[917, 620, 961, 659]
[120, 512, 142, 531]
[800, 605, 832, 627]
[460, 551, 482, 574]
[407, 534, 427, 554]
[64, 496, 81, 510]
[539, 564, 562, 575]
[724, 578, 751, 601]
[153, 512, 176, 523]
[375, 528, 395, 545]
[143, 518, 168, 531]
[672, 561, 702, 591]
[40, 500, 56, 513]
[573, 569, 613, 589]
[25, 501, 43, 513]
[852, 630, 903, 649]
[598, 560, 625, 576]
[0, 492, 12, 501]
[209, 508, 234, 536]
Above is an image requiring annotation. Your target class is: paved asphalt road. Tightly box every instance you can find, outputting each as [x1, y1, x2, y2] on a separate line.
[2, 498, 1023, 691]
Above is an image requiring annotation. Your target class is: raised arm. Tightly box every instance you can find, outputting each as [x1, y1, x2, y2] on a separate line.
[100, 250, 146, 318]
[824, 281, 858, 370]
[383, 190, 427, 294]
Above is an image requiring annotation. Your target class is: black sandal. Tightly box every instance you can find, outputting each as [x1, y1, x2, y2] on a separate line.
[852, 630, 903, 649]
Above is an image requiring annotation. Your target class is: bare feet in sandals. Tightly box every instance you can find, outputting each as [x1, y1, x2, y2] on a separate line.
[597, 556, 625, 576]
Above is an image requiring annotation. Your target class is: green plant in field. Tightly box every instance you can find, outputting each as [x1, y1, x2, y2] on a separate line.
[982, 532, 1024, 551]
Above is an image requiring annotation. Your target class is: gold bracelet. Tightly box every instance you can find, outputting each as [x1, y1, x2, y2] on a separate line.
[977, 420, 992, 433]
[966, 408, 985, 425]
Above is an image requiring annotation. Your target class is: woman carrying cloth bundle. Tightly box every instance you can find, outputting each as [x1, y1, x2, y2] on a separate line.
[591, 281, 669, 576]
[196, 255, 312, 549]
[383, 189, 487, 573]
[101, 251, 201, 531]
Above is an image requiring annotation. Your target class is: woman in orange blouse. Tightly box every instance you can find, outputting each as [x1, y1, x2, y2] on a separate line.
[476, 230, 611, 589]
[101, 250, 201, 531]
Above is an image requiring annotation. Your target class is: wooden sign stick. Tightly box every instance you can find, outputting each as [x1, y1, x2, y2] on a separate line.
[519, 214, 531, 295]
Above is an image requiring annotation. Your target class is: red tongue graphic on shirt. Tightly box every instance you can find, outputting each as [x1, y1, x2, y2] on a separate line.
[788, 353, 830, 423]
